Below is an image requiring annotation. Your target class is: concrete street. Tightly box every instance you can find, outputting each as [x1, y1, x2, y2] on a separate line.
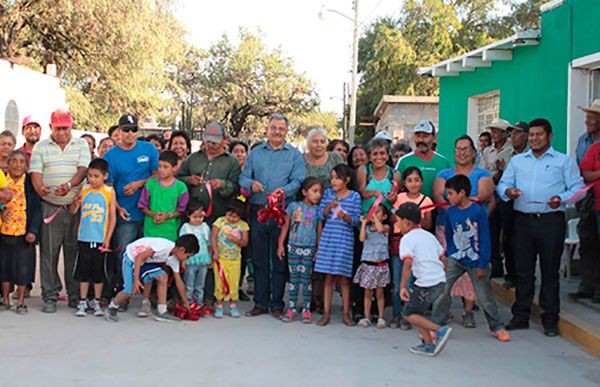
[1, 295, 599, 387]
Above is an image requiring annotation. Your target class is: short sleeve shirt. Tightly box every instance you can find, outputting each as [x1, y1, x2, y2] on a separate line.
[479, 142, 514, 175]
[180, 222, 211, 266]
[396, 152, 451, 197]
[125, 237, 180, 273]
[104, 142, 159, 222]
[1, 174, 26, 236]
[580, 141, 600, 210]
[213, 217, 249, 260]
[392, 193, 434, 234]
[400, 228, 446, 287]
[29, 136, 91, 205]
[138, 178, 189, 241]
[285, 201, 320, 247]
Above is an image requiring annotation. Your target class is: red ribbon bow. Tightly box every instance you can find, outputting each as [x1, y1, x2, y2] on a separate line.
[171, 301, 204, 321]
[257, 189, 286, 227]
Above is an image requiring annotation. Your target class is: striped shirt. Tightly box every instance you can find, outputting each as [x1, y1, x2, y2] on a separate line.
[30, 136, 91, 205]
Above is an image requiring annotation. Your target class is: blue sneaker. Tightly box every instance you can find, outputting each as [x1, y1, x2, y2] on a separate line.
[214, 305, 224, 319]
[409, 343, 435, 356]
[434, 325, 453, 355]
[230, 306, 240, 318]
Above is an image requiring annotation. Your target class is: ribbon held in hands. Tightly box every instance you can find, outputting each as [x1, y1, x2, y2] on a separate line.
[365, 195, 385, 222]
[205, 182, 213, 218]
[43, 206, 64, 224]
[214, 259, 230, 298]
[257, 189, 286, 227]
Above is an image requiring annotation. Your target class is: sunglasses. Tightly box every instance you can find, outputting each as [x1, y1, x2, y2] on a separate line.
[121, 127, 138, 133]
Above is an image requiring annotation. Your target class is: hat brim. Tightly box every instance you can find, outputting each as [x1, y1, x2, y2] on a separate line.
[508, 126, 527, 132]
[579, 106, 600, 114]
[413, 129, 434, 135]
[203, 135, 223, 143]
[118, 124, 138, 129]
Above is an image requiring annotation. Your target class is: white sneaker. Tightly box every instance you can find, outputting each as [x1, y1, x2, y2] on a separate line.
[93, 299, 105, 317]
[75, 300, 87, 317]
[137, 299, 152, 318]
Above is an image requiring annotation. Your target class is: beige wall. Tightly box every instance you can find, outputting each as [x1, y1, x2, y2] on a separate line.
[375, 103, 439, 141]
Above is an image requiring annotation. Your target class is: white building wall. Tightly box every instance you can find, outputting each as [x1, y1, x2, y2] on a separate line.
[0, 59, 67, 147]
[375, 103, 439, 141]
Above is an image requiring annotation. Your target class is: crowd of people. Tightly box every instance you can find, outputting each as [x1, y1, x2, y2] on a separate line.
[0, 100, 598, 357]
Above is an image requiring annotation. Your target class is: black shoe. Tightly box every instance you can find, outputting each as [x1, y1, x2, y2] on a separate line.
[505, 318, 529, 331]
[68, 298, 79, 309]
[591, 290, 600, 304]
[245, 306, 267, 317]
[567, 291, 593, 300]
[118, 300, 129, 312]
[543, 324, 559, 337]
[238, 289, 250, 302]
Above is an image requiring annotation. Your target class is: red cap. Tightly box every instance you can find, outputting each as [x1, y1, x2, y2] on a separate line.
[22, 115, 42, 128]
[50, 109, 73, 128]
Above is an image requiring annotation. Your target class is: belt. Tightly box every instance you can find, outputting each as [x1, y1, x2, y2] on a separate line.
[515, 211, 563, 219]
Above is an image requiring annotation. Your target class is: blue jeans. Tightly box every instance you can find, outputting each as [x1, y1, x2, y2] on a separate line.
[115, 221, 143, 288]
[391, 255, 403, 318]
[250, 208, 286, 310]
[184, 264, 208, 304]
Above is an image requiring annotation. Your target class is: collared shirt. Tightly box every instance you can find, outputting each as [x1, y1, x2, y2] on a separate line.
[30, 136, 91, 205]
[479, 141, 513, 175]
[497, 147, 584, 214]
[18, 145, 32, 167]
[395, 151, 451, 198]
[177, 150, 241, 224]
[239, 142, 305, 205]
[576, 132, 600, 164]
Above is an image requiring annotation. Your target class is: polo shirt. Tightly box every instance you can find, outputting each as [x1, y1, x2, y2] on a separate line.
[30, 136, 91, 205]
[395, 151, 451, 198]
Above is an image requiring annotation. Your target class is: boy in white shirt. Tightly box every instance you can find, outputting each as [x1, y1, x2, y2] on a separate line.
[106, 235, 199, 322]
[397, 202, 452, 357]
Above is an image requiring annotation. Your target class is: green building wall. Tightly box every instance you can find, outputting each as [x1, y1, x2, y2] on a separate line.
[436, 0, 600, 159]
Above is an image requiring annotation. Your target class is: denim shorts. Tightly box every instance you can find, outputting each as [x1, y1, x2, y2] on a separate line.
[122, 253, 166, 294]
[402, 282, 445, 317]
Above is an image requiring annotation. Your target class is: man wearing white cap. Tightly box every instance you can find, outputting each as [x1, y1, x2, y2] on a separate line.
[569, 99, 600, 302]
[19, 116, 42, 168]
[395, 119, 450, 198]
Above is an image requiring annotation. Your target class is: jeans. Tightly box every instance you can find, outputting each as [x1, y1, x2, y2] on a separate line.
[115, 221, 143, 289]
[391, 255, 403, 318]
[432, 259, 504, 332]
[40, 201, 80, 303]
[184, 264, 208, 304]
[250, 207, 286, 310]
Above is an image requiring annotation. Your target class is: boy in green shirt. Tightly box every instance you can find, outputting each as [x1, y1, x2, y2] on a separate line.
[138, 150, 189, 241]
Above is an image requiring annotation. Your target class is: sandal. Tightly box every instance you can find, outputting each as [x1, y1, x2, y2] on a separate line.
[343, 314, 356, 327]
[376, 318, 386, 329]
[316, 315, 330, 326]
[357, 317, 371, 328]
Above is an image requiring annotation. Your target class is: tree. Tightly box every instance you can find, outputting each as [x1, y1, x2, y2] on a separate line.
[194, 29, 319, 138]
[0, 0, 186, 129]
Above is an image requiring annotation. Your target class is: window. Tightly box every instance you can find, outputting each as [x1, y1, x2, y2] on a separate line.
[591, 68, 600, 100]
[467, 91, 500, 139]
[4, 100, 19, 135]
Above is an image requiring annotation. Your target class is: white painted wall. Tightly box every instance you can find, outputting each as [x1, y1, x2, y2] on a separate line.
[0, 59, 67, 148]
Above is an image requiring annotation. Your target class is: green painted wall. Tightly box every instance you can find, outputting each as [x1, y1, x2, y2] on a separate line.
[436, 0, 600, 159]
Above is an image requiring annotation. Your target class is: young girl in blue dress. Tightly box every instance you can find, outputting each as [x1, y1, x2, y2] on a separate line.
[314, 164, 361, 327]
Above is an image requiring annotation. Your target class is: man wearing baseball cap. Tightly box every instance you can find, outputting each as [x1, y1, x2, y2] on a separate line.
[569, 99, 600, 302]
[19, 115, 43, 167]
[395, 119, 450, 198]
[30, 109, 91, 312]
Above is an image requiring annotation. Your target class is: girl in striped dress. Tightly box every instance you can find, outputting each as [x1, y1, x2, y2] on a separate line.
[314, 164, 361, 327]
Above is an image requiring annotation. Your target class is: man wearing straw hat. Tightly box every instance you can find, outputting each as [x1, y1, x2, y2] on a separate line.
[569, 99, 600, 303]
[30, 109, 90, 313]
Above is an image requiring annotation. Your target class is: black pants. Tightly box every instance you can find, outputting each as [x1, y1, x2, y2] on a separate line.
[577, 214, 600, 292]
[490, 197, 515, 280]
[511, 211, 565, 325]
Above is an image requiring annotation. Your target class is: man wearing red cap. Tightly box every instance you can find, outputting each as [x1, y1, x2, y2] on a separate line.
[19, 116, 42, 168]
[30, 109, 91, 313]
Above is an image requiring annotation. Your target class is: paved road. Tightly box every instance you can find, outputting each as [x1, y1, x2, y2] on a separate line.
[0, 296, 599, 387]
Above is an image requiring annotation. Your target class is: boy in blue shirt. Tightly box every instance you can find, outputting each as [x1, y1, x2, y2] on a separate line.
[432, 174, 511, 342]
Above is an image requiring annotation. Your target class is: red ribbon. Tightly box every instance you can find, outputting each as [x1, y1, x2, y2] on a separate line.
[205, 182, 213, 218]
[43, 206, 65, 224]
[171, 301, 204, 321]
[214, 259, 230, 298]
[257, 189, 286, 227]
[366, 195, 385, 222]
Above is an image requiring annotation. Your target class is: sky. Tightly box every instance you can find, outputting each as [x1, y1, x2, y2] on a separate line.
[174, 0, 404, 117]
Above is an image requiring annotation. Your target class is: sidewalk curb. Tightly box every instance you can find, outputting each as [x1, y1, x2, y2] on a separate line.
[491, 279, 600, 359]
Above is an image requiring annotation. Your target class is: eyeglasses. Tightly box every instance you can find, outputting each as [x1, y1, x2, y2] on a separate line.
[455, 147, 473, 154]
[121, 127, 138, 133]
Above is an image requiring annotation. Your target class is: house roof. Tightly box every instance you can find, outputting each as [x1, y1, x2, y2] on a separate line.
[418, 29, 541, 78]
[374, 95, 439, 117]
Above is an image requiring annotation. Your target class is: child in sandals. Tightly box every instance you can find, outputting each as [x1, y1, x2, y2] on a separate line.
[353, 204, 390, 329]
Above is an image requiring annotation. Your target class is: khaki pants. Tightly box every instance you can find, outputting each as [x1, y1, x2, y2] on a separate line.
[40, 201, 80, 303]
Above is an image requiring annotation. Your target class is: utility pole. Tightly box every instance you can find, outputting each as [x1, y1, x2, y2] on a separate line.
[348, 0, 359, 147]
[342, 82, 348, 140]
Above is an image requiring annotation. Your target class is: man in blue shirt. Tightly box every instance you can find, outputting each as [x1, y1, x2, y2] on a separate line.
[570, 100, 600, 303]
[104, 114, 159, 302]
[497, 118, 584, 337]
[240, 113, 305, 317]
